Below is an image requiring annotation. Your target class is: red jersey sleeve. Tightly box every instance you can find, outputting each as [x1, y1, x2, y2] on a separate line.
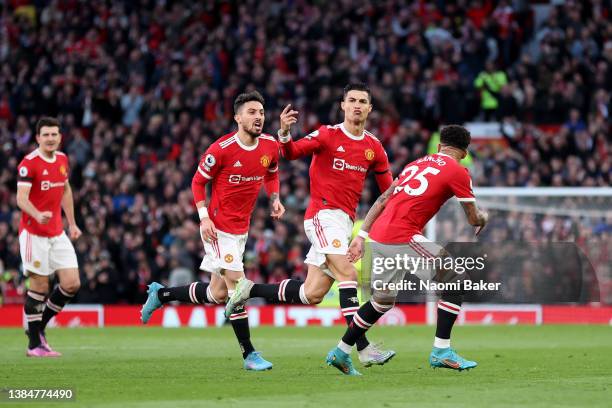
[371, 141, 392, 192]
[192, 144, 223, 204]
[279, 126, 325, 159]
[17, 159, 34, 187]
[264, 145, 280, 196]
[451, 167, 475, 202]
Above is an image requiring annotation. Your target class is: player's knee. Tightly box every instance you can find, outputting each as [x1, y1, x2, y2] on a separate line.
[61, 278, 81, 295]
[211, 288, 228, 303]
[372, 290, 396, 306]
[304, 287, 325, 304]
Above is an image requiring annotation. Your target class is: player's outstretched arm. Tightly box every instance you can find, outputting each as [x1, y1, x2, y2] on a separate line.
[347, 179, 399, 262]
[277, 104, 322, 160]
[460, 201, 489, 236]
[16, 185, 52, 225]
[62, 182, 82, 239]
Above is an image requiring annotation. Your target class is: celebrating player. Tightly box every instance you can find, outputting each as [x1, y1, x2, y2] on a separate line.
[16, 117, 82, 357]
[325, 124, 489, 375]
[226, 83, 396, 367]
[140, 91, 284, 371]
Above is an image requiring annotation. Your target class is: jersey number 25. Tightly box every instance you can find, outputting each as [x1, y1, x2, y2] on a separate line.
[394, 166, 440, 196]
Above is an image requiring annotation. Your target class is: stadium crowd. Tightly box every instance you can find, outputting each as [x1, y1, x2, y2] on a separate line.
[0, 1, 610, 304]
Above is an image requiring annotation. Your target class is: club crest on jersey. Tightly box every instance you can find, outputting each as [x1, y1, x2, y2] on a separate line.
[365, 149, 375, 161]
[224, 254, 234, 263]
[33, 260, 41, 268]
[19, 167, 28, 177]
[332, 239, 342, 248]
[260, 155, 271, 168]
[204, 154, 216, 167]
[60, 165, 67, 176]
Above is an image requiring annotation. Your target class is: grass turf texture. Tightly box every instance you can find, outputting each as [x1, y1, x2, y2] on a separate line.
[0, 325, 610, 408]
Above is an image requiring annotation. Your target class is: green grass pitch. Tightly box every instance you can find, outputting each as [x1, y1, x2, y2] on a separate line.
[1, 325, 611, 408]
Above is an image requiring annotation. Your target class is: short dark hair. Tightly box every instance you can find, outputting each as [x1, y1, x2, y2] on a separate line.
[440, 125, 471, 150]
[343, 83, 371, 102]
[234, 91, 265, 113]
[36, 117, 61, 135]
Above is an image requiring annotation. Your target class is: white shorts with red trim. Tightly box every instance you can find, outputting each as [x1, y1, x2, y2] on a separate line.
[19, 230, 78, 276]
[303, 209, 353, 279]
[200, 229, 248, 276]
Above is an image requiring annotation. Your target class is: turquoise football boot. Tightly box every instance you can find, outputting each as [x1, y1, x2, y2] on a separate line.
[326, 347, 362, 376]
[141, 282, 164, 324]
[429, 347, 477, 371]
[244, 351, 273, 371]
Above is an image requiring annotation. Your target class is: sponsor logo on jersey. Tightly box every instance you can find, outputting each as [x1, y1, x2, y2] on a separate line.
[233, 160, 242, 167]
[260, 155, 271, 168]
[365, 149, 375, 161]
[332, 239, 341, 248]
[40, 181, 65, 190]
[19, 167, 28, 177]
[332, 158, 367, 173]
[229, 174, 265, 184]
[204, 154, 216, 167]
[59, 165, 67, 176]
[337, 146, 345, 152]
[43, 169, 49, 175]
[224, 254, 234, 263]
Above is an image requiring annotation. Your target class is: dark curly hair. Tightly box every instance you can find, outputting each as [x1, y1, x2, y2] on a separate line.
[440, 125, 471, 150]
[234, 91, 265, 113]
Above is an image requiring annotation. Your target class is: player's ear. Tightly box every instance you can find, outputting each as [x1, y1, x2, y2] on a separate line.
[340, 100, 346, 112]
[367, 102, 373, 113]
[234, 113, 241, 125]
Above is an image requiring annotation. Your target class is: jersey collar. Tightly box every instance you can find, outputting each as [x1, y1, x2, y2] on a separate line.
[37, 149, 57, 163]
[436, 152, 452, 158]
[339, 123, 365, 141]
[234, 133, 259, 151]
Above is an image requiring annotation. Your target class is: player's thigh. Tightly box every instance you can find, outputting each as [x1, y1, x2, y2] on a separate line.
[326, 253, 358, 282]
[208, 273, 228, 303]
[19, 230, 51, 278]
[27, 272, 50, 294]
[222, 269, 245, 290]
[49, 232, 79, 289]
[303, 264, 334, 303]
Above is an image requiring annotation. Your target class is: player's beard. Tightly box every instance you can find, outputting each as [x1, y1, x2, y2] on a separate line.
[245, 123, 263, 138]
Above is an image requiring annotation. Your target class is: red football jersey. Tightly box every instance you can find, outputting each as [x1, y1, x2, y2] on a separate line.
[370, 153, 475, 244]
[17, 149, 70, 237]
[281, 123, 391, 220]
[192, 132, 280, 235]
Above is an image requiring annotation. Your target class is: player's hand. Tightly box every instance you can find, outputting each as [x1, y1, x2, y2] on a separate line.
[279, 104, 299, 136]
[270, 198, 285, 220]
[200, 218, 218, 243]
[37, 211, 53, 225]
[475, 210, 489, 236]
[68, 224, 82, 240]
[347, 237, 365, 263]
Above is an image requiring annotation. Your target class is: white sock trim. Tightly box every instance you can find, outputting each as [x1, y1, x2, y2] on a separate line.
[337, 340, 353, 354]
[434, 337, 451, 348]
[298, 284, 310, 304]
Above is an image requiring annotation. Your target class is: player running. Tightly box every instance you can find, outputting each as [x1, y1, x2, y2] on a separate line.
[140, 91, 284, 371]
[16, 117, 82, 357]
[325, 125, 489, 375]
[226, 83, 396, 367]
